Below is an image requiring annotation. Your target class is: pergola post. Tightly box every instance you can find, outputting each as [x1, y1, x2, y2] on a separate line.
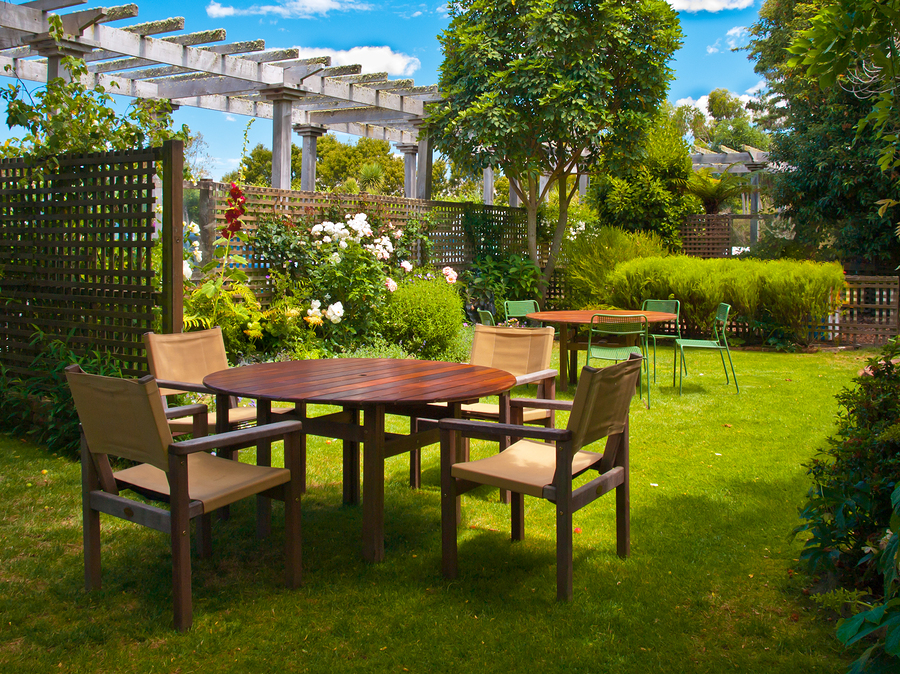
[395, 143, 419, 199]
[579, 173, 589, 197]
[750, 172, 760, 245]
[271, 100, 294, 189]
[416, 134, 433, 201]
[294, 125, 326, 192]
[482, 167, 494, 205]
[509, 178, 520, 208]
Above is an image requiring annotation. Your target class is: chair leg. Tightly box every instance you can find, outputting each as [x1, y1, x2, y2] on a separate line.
[616, 431, 631, 558]
[409, 417, 421, 490]
[196, 514, 212, 559]
[511, 493, 525, 541]
[650, 335, 657, 383]
[719, 349, 730, 384]
[81, 438, 102, 591]
[725, 348, 739, 393]
[284, 429, 303, 589]
[440, 428, 459, 579]
[169, 454, 192, 632]
[556, 498, 573, 601]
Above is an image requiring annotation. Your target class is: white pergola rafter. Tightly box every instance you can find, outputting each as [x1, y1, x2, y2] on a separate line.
[0, 0, 444, 193]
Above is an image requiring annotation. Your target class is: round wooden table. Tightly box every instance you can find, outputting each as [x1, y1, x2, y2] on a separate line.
[204, 358, 516, 562]
[527, 310, 678, 391]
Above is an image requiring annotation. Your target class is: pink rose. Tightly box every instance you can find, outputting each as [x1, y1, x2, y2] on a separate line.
[442, 266, 457, 284]
[400, 260, 413, 272]
[385, 277, 398, 292]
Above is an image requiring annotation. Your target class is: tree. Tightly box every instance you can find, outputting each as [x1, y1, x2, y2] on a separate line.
[221, 143, 302, 186]
[685, 168, 751, 215]
[747, 0, 900, 267]
[674, 89, 771, 152]
[184, 132, 214, 180]
[427, 0, 682, 301]
[588, 111, 697, 245]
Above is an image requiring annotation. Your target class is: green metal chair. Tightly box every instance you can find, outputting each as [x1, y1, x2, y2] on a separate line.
[673, 303, 739, 394]
[504, 299, 540, 327]
[587, 313, 650, 408]
[641, 298, 682, 382]
[477, 309, 496, 326]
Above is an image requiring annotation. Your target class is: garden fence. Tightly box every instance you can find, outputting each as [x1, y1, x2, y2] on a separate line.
[0, 142, 183, 378]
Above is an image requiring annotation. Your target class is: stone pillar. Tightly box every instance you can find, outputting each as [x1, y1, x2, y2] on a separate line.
[482, 167, 494, 205]
[271, 99, 294, 189]
[395, 143, 419, 199]
[416, 135, 433, 200]
[294, 125, 326, 192]
[579, 173, 589, 197]
[750, 172, 760, 245]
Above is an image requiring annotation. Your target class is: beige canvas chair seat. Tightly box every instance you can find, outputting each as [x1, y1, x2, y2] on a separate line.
[452, 439, 601, 498]
[165, 405, 266, 435]
[114, 451, 291, 514]
[439, 354, 643, 601]
[460, 402, 551, 424]
[66, 364, 304, 632]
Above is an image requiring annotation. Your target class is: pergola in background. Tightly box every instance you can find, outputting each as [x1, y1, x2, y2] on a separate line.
[0, 0, 441, 197]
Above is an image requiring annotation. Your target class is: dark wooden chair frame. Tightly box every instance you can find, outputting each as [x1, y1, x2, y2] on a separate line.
[78, 380, 305, 632]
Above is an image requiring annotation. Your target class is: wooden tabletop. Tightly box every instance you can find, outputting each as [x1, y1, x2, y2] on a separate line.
[203, 358, 517, 406]
[527, 309, 678, 325]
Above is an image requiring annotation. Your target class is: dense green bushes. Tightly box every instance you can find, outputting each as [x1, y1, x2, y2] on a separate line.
[382, 276, 465, 359]
[605, 256, 845, 343]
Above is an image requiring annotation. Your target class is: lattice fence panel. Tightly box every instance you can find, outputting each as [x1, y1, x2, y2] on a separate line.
[828, 275, 899, 346]
[0, 148, 162, 377]
[681, 214, 732, 259]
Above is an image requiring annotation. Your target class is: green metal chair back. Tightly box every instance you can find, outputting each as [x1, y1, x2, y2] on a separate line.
[641, 298, 681, 382]
[673, 302, 738, 394]
[477, 309, 496, 326]
[586, 314, 650, 407]
[504, 299, 540, 327]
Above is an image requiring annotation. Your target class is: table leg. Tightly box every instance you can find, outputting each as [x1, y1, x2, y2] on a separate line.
[343, 406, 360, 505]
[559, 322, 569, 393]
[215, 393, 232, 521]
[256, 400, 272, 538]
[362, 403, 386, 563]
[409, 416, 421, 490]
[498, 392, 511, 505]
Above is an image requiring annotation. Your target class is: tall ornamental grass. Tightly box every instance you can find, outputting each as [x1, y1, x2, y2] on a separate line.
[606, 257, 845, 343]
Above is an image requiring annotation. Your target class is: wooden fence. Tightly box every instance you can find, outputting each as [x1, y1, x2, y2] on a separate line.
[0, 142, 183, 378]
[829, 275, 899, 346]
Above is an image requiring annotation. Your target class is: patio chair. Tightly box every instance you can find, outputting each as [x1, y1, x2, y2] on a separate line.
[477, 309, 496, 326]
[673, 302, 739, 394]
[65, 365, 304, 632]
[587, 313, 650, 408]
[438, 355, 643, 600]
[641, 298, 682, 382]
[412, 325, 558, 494]
[143, 328, 294, 436]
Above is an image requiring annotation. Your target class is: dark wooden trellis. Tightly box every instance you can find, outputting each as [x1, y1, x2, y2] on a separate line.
[0, 141, 182, 378]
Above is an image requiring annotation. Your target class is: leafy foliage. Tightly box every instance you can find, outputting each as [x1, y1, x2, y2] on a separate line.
[0, 333, 122, 457]
[686, 167, 753, 215]
[747, 0, 900, 267]
[458, 254, 541, 321]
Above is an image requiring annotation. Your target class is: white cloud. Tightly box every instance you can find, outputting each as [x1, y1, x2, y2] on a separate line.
[225, 115, 237, 122]
[411, 10, 422, 17]
[707, 40, 721, 55]
[745, 80, 766, 95]
[668, 0, 754, 12]
[294, 45, 421, 76]
[206, 0, 371, 19]
[676, 95, 713, 121]
[725, 26, 749, 50]
[436, 4, 449, 17]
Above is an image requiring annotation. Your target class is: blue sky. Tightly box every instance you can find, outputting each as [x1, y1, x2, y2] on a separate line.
[1, 0, 766, 179]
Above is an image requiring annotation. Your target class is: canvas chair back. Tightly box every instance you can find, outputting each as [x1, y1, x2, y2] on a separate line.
[66, 366, 174, 471]
[469, 324, 554, 378]
[144, 328, 230, 397]
[566, 357, 642, 453]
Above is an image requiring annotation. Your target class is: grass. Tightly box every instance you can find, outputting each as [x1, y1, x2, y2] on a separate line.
[0, 346, 877, 673]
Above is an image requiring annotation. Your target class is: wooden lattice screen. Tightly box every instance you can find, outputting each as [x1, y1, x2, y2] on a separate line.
[681, 214, 732, 258]
[0, 142, 182, 378]
[827, 275, 899, 346]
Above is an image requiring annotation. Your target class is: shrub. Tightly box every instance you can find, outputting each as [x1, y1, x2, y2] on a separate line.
[382, 276, 464, 359]
[0, 333, 122, 457]
[606, 256, 845, 343]
[561, 225, 670, 309]
[795, 340, 900, 588]
[458, 254, 541, 321]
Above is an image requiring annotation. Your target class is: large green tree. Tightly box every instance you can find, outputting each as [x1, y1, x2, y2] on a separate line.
[673, 88, 771, 152]
[426, 0, 682, 299]
[747, 0, 900, 267]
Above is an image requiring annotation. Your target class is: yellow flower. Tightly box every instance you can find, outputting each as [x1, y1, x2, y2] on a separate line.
[304, 314, 323, 327]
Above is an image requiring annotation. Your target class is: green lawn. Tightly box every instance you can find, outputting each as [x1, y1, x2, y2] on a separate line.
[0, 347, 874, 673]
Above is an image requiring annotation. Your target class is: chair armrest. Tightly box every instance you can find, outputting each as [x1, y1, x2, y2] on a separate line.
[168, 420, 303, 455]
[155, 378, 214, 395]
[438, 417, 570, 443]
[514, 369, 558, 386]
[509, 397, 573, 412]
[164, 403, 208, 419]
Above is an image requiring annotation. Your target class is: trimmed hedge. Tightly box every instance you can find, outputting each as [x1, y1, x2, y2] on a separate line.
[605, 257, 846, 344]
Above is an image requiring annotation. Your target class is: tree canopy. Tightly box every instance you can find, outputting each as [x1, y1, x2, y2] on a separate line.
[673, 88, 771, 152]
[426, 0, 682, 300]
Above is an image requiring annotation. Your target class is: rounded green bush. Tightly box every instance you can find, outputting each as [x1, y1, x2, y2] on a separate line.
[383, 276, 464, 359]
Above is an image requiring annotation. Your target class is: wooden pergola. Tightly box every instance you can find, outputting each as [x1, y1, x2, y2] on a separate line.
[0, 0, 441, 196]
